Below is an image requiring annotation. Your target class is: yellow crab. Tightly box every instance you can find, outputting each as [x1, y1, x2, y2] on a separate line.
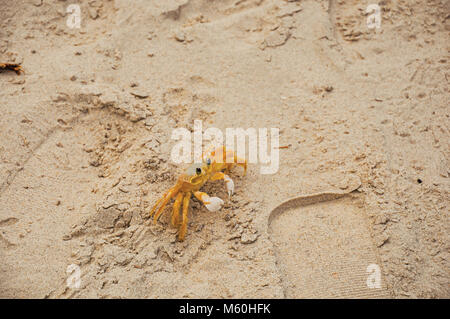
[149, 146, 247, 241]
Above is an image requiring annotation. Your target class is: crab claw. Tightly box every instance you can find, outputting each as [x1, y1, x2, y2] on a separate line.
[223, 174, 234, 198]
[204, 196, 224, 212]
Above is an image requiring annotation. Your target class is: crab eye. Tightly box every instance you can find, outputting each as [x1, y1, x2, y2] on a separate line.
[206, 158, 211, 166]
[196, 167, 202, 175]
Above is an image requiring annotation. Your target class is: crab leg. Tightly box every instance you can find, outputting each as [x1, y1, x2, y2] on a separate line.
[171, 192, 183, 226]
[210, 146, 247, 175]
[178, 192, 191, 241]
[210, 172, 234, 198]
[235, 160, 247, 175]
[193, 191, 224, 212]
[226, 149, 247, 175]
[152, 187, 178, 223]
[149, 189, 170, 218]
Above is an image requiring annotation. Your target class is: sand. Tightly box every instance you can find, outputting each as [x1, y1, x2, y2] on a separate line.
[0, 0, 449, 298]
